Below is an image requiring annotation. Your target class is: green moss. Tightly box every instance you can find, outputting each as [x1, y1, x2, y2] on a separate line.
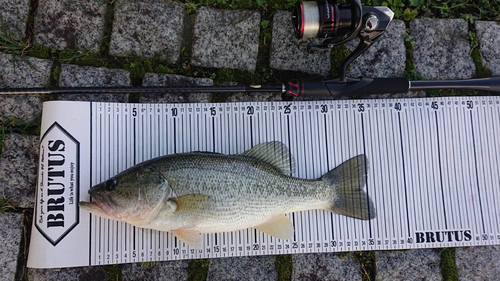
[105, 264, 123, 281]
[0, 115, 40, 158]
[28, 45, 51, 59]
[470, 48, 492, 79]
[153, 64, 175, 74]
[211, 93, 231, 103]
[330, 44, 351, 77]
[0, 197, 15, 213]
[427, 88, 480, 97]
[335, 252, 350, 260]
[187, 259, 209, 281]
[353, 251, 376, 281]
[59, 49, 106, 67]
[53, 66, 61, 85]
[122, 55, 175, 79]
[122, 56, 150, 79]
[440, 248, 458, 281]
[275, 254, 292, 281]
[215, 68, 259, 85]
[140, 261, 160, 268]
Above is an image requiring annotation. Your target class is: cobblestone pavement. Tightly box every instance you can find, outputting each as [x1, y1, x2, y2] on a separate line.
[1, 0, 500, 280]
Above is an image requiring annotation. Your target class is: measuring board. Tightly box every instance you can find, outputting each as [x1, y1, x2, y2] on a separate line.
[28, 97, 500, 268]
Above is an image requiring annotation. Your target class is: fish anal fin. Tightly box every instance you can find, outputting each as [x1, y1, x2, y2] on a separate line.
[172, 229, 203, 249]
[242, 141, 295, 174]
[254, 215, 294, 240]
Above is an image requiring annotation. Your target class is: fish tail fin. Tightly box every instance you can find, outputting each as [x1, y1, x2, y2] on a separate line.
[321, 155, 376, 220]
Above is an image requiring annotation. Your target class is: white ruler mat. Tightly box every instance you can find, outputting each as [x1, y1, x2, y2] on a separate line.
[28, 97, 500, 268]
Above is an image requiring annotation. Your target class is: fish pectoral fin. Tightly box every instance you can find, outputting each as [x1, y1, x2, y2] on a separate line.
[254, 215, 294, 240]
[241, 141, 295, 174]
[172, 229, 202, 249]
[171, 194, 211, 212]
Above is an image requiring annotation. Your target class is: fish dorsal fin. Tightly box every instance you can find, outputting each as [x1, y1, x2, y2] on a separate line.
[172, 229, 203, 249]
[242, 141, 295, 174]
[254, 215, 294, 240]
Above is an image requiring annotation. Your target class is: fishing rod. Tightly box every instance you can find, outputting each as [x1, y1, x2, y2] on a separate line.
[2, 0, 499, 100]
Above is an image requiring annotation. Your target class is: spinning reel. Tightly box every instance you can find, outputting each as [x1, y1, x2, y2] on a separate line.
[292, 0, 394, 82]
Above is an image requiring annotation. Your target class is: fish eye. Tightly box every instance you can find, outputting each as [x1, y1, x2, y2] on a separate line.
[105, 179, 117, 191]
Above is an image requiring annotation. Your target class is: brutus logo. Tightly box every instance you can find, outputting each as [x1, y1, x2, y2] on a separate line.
[35, 122, 80, 246]
[416, 230, 472, 244]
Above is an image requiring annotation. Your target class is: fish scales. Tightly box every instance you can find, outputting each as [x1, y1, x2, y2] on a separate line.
[148, 153, 333, 233]
[80, 141, 375, 247]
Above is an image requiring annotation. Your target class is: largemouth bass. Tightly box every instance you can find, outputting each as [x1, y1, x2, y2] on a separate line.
[80, 141, 375, 248]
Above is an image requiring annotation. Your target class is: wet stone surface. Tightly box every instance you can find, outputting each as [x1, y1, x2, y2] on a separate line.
[476, 21, 500, 76]
[34, 0, 106, 52]
[27, 266, 108, 281]
[346, 20, 407, 78]
[456, 246, 500, 280]
[376, 250, 441, 281]
[411, 18, 475, 79]
[0, 133, 39, 208]
[191, 7, 260, 72]
[292, 253, 362, 280]
[57, 64, 130, 102]
[269, 11, 331, 76]
[207, 256, 277, 281]
[0, 0, 30, 40]
[226, 91, 282, 102]
[141, 73, 213, 103]
[0, 54, 52, 140]
[122, 261, 190, 280]
[0, 213, 23, 281]
[109, 0, 185, 63]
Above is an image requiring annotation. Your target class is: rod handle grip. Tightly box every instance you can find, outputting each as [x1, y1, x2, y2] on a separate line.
[283, 77, 410, 99]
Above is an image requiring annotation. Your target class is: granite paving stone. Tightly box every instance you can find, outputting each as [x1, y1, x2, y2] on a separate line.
[191, 7, 260, 72]
[476, 21, 500, 76]
[0, 0, 30, 40]
[411, 18, 475, 79]
[346, 20, 406, 78]
[27, 266, 108, 281]
[226, 91, 282, 102]
[0, 133, 39, 208]
[57, 64, 130, 102]
[0, 54, 52, 122]
[456, 246, 500, 280]
[0, 213, 23, 281]
[207, 256, 277, 281]
[269, 11, 331, 76]
[34, 0, 106, 52]
[141, 73, 213, 103]
[376, 250, 441, 280]
[122, 260, 190, 280]
[292, 253, 362, 280]
[109, 0, 185, 63]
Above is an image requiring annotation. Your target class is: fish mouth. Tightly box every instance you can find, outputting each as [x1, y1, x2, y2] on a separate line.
[81, 188, 117, 217]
